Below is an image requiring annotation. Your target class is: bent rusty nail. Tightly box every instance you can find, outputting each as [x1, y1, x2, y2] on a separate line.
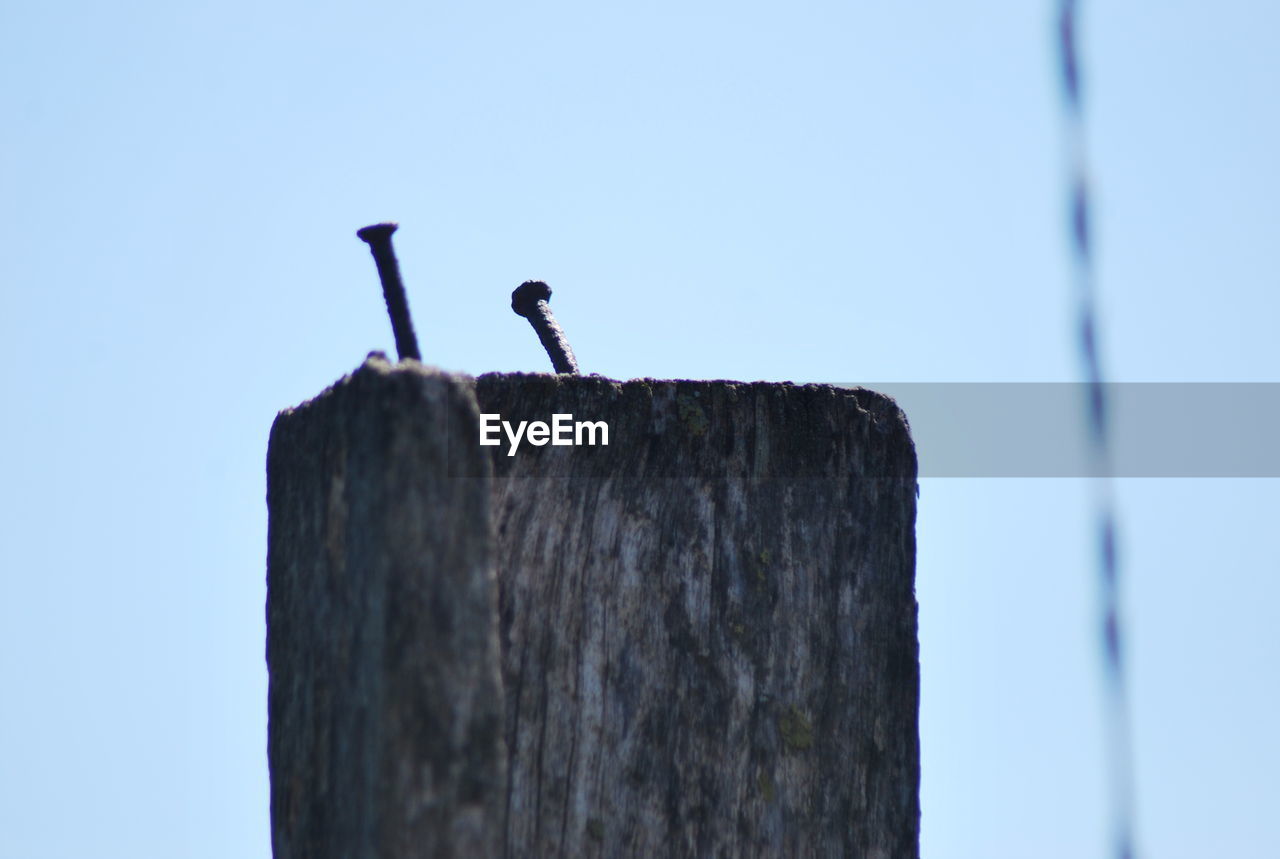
[511, 280, 580, 375]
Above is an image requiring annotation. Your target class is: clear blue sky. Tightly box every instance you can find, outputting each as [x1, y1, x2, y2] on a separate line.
[2, 2, 1276, 857]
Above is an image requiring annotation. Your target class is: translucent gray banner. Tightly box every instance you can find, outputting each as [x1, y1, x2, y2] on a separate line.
[855, 383, 1280, 477]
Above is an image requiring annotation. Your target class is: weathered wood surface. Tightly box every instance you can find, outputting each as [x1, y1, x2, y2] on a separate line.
[477, 374, 919, 858]
[266, 358, 919, 858]
[266, 358, 506, 859]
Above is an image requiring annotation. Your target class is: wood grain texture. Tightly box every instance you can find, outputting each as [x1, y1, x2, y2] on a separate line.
[266, 360, 918, 858]
[267, 358, 505, 859]
[476, 373, 918, 859]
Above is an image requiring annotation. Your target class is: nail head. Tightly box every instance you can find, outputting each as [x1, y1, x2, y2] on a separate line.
[512, 280, 553, 317]
[357, 222, 399, 244]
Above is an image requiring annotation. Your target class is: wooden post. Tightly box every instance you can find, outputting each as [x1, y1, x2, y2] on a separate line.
[267, 358, 919, 858]
[266, 358, 506, 859]
[477, 373, 919, 858]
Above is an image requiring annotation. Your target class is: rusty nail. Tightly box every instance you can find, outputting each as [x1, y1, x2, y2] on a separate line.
[511, 280, 580, 374]
[357, 222, 422, 362]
